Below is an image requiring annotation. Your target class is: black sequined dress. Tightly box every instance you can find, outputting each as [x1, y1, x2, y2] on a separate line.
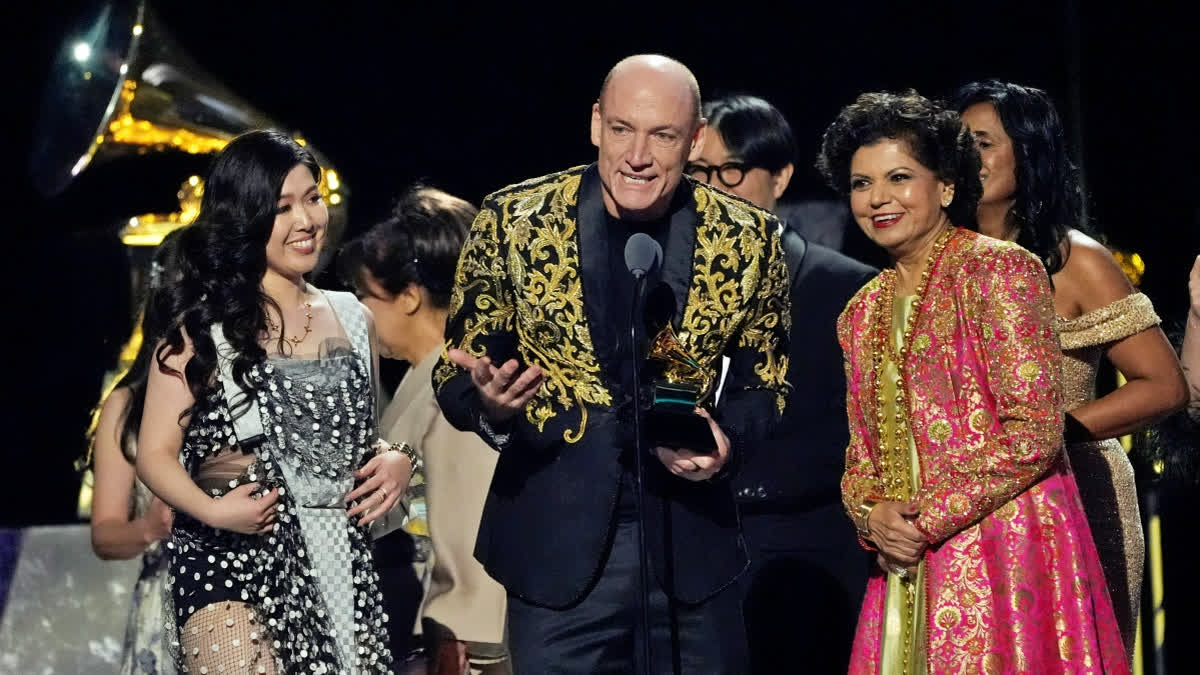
[165, 291, 391, 674]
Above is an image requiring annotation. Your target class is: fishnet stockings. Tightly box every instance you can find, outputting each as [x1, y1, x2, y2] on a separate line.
[180, 601, 277, 674]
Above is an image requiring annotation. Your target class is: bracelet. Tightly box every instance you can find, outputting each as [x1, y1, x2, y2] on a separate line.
[375, 439, 421, 474]
[856, 499, 878, 539]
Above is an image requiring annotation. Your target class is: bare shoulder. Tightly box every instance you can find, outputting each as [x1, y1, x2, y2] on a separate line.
[1056, 229, 1135, 313]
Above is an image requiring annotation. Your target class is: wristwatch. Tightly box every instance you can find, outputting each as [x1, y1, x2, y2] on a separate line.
[375, 439, 421, 474]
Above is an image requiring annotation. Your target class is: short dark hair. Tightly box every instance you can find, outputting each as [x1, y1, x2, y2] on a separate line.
[817, 90, 982, 229]
[953, 80, 1083, 276]
[340, 185, 476, 309]
[702, 95, 795, 173]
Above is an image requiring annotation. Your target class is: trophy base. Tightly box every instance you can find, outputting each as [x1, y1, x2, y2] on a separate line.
[644, 401, 717, 452]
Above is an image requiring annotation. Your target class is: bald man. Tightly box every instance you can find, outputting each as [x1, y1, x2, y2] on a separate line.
[435, 55, 790, 673]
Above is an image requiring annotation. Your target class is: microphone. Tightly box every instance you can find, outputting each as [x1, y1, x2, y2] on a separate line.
[624, 232, 662, 280]
[622, 231, 662, 673]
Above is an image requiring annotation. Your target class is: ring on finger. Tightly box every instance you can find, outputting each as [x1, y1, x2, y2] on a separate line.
[379, 487, 388, 501]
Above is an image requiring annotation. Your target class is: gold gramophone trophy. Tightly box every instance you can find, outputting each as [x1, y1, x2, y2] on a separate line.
[643, 324, 719, 451]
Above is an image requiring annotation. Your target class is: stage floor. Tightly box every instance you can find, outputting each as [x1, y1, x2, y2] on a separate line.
[0, 524, 139, 673]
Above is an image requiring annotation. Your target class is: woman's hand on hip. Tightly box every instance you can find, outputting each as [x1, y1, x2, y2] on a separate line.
[202, 483, 278, 535]
[346, 451, 410, 526]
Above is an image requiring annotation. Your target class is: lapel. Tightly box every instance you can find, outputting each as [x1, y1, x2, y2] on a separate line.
[575, 164, 621, 376]
[659, 179, 699, 331]
[574, 167, 700, 382]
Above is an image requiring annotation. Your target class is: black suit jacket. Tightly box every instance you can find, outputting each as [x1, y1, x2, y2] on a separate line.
[434, 165, 791, 609]
[734, 229, 876, 512]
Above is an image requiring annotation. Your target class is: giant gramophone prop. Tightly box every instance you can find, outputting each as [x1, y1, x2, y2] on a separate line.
[31, 0, 348, 515]
[640, 285, 720, 452]
[31, 0, 347, 252]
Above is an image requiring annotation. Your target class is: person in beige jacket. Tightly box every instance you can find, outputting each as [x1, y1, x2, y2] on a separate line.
[341, 186, 508, 675]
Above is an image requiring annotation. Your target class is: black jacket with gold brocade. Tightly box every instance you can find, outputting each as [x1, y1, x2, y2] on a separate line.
[434, 164, 791, 608]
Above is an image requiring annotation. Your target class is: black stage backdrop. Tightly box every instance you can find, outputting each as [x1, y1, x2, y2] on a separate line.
[8, 0, 1199, 667]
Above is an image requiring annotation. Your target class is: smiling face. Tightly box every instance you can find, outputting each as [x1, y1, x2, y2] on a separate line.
[848, 138, 953, 260]
[264, 163, 328, 283]
[590, 61, 704, 221]
[961, 102, 1018, 209]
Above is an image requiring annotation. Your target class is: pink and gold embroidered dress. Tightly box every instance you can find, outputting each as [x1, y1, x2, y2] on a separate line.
[839, 228, 1127, 674]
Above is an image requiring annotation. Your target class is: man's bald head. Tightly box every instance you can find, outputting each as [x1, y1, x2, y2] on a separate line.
[598, 54, 702, 126]
[589, 54, 707, 221]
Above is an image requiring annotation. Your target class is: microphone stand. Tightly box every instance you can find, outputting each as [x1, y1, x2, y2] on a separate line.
[630, 269, 654, 675]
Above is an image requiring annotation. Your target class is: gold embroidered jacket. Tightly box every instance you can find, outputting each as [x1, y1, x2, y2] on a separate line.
[435, 164, 790, 450]
[433, 163, 790, 607]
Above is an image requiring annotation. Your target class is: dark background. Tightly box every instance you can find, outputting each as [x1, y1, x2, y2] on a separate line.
[9, 0, 1198, 668]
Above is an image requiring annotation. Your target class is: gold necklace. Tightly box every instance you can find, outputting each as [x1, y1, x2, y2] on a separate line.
[870, 226, 954, 501]
[266, 302, 314, 346]
[870, 226, 955, 675]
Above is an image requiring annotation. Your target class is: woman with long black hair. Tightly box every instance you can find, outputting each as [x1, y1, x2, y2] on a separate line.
[955, 80, 1188, 658]
[89, 231, 185, 674]
[136, 130, 408, 673]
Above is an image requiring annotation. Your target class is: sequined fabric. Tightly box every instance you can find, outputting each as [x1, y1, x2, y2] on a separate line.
[1059, 292, 1159, 657]
[166, 338, 392, 673]
[839, 229, 1128, 673]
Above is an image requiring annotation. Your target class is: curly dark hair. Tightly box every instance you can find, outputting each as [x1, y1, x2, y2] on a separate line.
[152, 130, 321, 420]
[817, 90, 982, 229]
[953, 80, 1084, 277]
[339, 185, 476, 309]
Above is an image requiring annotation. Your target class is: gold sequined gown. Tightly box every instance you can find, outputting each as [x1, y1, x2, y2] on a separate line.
[1058, 292, 1159, 658]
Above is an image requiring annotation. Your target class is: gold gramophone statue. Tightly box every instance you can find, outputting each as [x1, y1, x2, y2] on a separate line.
[643, 324, 719, 451]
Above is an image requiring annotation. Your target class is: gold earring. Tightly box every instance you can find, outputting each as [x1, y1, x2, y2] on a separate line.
[941, 188, 955, 208]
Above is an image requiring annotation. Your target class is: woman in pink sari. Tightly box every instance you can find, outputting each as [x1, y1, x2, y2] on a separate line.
[817, 91, 1127, 674]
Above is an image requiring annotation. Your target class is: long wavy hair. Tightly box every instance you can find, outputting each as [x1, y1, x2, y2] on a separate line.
[152, 130, 321, 418]
[84, 229, 188, 464]
[953, 80, 1085, 277]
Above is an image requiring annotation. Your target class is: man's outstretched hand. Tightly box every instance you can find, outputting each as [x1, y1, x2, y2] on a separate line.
[448, 348, 545, 423]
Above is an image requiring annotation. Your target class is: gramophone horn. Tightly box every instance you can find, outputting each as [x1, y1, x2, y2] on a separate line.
[30, 0, 346, 246]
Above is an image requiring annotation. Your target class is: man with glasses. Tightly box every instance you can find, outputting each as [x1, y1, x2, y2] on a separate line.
[689, 94, 876, 674]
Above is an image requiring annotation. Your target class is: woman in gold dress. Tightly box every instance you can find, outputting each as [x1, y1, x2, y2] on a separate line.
[955, 81, 1188, 657]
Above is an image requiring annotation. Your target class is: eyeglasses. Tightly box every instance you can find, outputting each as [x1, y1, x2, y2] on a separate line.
[686, 161, 753, 188]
